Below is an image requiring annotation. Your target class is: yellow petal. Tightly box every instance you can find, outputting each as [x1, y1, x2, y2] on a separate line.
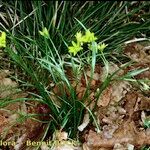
[0, 32, 6, 48]
[82, 30, 97, 43]
[75, 31, 83, 42]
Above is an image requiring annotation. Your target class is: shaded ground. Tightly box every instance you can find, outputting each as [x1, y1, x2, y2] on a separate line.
[0, 42, 150, 149]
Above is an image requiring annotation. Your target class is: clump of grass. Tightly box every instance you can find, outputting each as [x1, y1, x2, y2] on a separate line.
[0, 1, 150, 142]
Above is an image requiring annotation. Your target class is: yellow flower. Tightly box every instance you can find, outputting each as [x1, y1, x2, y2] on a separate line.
[82, 30, 97, 43]
[75, 31, 83, 43]
[98, 43, 108, 51]
[68, 41, 83, 56]
[0, 32, 6, 48]
[39, 27, 49, 39]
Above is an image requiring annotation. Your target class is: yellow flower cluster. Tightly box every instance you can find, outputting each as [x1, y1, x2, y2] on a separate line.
[75, 30, 97, 44]
[68, 30, 97, 56]
[0, 32, 6, 48]
[68, 41, 83, 56]
[68, 30, 107, 56]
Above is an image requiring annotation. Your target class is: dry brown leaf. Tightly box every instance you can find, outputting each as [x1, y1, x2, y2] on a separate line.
[124, 43, 150, 63]
[85, 120, 150, 149]
[123, 91, 138, 117]
[0, 115, 8, 133]
[102, 124, 118, 139]
[82, 143, 90, 150]
[97, 86, 112, 107]
[110, 81, 131, 104]
[113, 143, 134, 150]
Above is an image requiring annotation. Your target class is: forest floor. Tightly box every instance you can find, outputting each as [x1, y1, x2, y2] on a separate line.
[0, 42, 150, 150]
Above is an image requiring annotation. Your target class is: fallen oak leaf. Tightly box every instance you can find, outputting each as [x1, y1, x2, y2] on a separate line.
[97, 85, 112, 107]
[85, 130, 150, 148]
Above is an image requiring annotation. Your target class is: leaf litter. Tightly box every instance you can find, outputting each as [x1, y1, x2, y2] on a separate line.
[83, 43, 150, 150]
[0, 42, 150, 149]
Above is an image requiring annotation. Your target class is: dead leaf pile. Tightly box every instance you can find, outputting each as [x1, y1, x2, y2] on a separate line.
[0, 42, 150, 150]
[0, 70, 45, 150]
[82, 43, 150, 150]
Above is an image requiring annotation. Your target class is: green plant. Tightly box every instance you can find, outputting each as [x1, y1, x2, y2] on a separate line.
[143, 118, 150, 129]
[0, 0, 150, 143]
[141, 146, 150, 150]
